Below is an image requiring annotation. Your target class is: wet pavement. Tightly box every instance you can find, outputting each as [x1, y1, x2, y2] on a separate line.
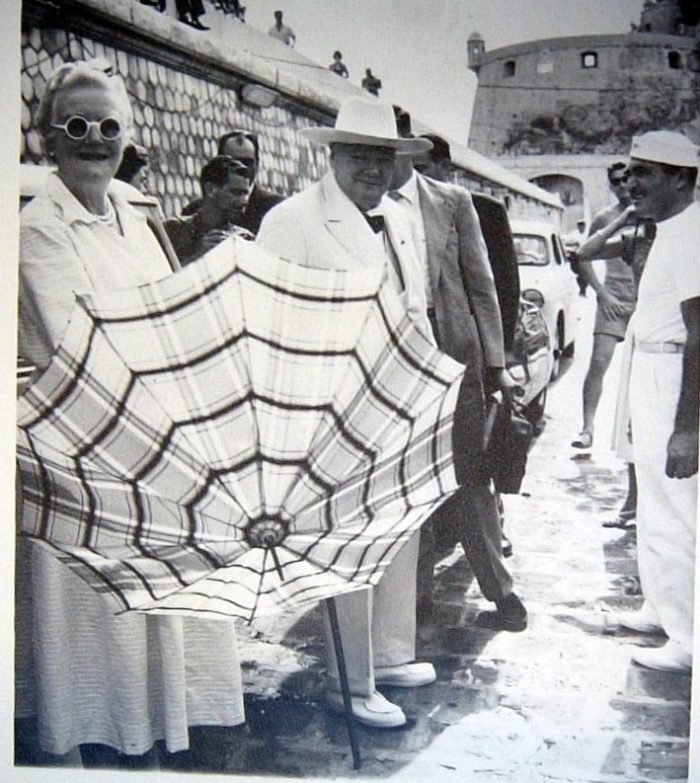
[30, 295, 692, 781]
[159, 292, 691, 783]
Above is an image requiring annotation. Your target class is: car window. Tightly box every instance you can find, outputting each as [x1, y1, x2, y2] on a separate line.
[551, 234, 562, 265]
[555, 234, 568, 264]
[513, 234, 549, 266]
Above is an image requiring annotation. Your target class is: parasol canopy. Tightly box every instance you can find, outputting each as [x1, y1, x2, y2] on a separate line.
[17, 238, 466, 623]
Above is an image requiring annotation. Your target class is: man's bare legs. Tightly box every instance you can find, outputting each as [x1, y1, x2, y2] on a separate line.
[603, 462, 638, 528]
[572, 332, 619, 448]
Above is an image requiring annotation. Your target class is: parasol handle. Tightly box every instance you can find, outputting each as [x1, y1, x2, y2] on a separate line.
[325, 597, 362, 770]
[260, 530, 286, 580]
[268, 544, 285, 581]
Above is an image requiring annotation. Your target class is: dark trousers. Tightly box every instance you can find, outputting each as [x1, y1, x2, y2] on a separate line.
[417, 313, 513, 617]
[176, 0, 205, 18]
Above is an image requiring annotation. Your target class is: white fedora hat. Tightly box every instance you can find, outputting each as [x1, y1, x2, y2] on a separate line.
[630, 131, 699, 169]
[300, 96, 432, 153]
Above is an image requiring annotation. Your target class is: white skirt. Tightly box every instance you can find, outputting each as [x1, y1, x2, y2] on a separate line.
[15, 538, 245, 756]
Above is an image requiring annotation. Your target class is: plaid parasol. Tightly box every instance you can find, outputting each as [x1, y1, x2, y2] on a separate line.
[17, 238, 465, 623]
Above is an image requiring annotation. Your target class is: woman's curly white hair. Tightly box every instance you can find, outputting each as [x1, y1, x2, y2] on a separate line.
[36, 59, 133, 161]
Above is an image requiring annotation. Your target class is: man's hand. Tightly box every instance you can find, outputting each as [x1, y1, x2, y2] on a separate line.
[666, 429, 699, 479]
[201, 228, 232, 253]
[487, 367, 524, 404]
[669, 298, 700, 479]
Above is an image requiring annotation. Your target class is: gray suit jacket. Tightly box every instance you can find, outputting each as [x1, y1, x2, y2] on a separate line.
[416, 173, 505, 371]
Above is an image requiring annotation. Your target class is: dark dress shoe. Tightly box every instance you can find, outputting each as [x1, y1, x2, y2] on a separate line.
[475, 592, 527, 632]
[190, 18, 210, 29]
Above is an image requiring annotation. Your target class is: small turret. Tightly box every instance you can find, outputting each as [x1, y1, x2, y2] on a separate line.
[638, 0, 697, 36]
[467, 31, 485, 73]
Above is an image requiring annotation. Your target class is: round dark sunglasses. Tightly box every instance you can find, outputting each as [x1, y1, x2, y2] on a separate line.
[51, 115, 123, 141]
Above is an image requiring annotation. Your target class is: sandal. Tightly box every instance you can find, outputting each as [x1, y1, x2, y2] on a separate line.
[571, 430, 593, 449]
[602, 509, 636, 529]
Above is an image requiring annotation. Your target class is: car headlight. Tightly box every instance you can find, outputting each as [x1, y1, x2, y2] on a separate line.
[521, 288, 545, 309]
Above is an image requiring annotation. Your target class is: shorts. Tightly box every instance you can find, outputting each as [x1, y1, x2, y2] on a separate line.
[594, 302, 634, 341]
[594, 258, 635, 341]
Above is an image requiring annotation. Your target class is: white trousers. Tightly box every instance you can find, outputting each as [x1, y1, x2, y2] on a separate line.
[630, 351, 698, 656]
[323, 532, 419, 696]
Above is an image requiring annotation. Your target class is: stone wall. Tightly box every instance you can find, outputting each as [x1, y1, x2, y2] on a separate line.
[21, 4, 334, 219]
[496, 153, 632, 231]
[20, 0, 559, 224]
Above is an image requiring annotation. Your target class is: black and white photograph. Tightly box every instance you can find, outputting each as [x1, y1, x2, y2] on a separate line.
[2, 1, 699, 781]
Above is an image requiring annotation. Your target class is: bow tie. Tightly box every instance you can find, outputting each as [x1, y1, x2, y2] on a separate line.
[363, 213, 385, 234]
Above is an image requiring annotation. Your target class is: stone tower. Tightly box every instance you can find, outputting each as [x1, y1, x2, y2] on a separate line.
[467, 0, 700, 226]
[468, 3, 700, 158]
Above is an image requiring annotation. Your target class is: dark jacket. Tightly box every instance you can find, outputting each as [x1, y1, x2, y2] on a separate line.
[471, 193, 520, 353]
[182, 185, 284, 236]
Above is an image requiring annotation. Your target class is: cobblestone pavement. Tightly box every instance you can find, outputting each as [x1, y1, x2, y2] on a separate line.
[27, 296, 693, 782]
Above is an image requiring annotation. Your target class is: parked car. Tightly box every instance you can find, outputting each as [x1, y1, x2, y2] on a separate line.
[472, 195, 554, 423]
[17, 164, 181, 393]
[509, 219, 578, 380]
[508, 298, 553, 424]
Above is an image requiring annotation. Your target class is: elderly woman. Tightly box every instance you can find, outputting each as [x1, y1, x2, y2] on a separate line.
[16, 61, 244, 767]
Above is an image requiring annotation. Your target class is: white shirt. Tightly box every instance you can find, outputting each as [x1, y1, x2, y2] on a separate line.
[632, 201, 700, 345]
[19, 172, 171, 371]
[390, 171, 433, 307]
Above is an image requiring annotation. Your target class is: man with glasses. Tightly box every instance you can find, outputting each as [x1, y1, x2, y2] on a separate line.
[572, 163, 638, 454]
[183, 130, 283, 236]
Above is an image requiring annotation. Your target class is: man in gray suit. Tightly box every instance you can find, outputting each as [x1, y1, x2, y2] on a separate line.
[389, 119, 527, 633]
[257, 97, 438, 729]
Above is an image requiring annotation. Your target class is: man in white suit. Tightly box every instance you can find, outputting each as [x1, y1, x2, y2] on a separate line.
[257, 97, 437, 728]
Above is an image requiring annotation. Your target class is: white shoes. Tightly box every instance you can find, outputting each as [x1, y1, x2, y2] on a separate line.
[616, 603, 665, 635]
[326, 662, 436, 728]
[631, 640, 692, 672]
[327, 689, 406, 728]
[374, 662, 437, 688]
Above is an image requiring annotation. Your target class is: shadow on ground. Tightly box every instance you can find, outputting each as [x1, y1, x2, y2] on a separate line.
[176, 554, 514, 778]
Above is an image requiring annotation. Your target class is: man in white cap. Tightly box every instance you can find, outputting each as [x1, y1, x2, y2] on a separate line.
[616, 130, 699, 672]
[257, 96, 436, 727]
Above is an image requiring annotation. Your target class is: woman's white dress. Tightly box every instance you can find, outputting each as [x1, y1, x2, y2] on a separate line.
[16, 173, 245, 755]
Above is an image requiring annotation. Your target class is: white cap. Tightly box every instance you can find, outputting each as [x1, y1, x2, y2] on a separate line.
[630, 131, 699, 170]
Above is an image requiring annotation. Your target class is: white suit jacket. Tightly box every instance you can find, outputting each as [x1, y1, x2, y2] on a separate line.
[256, 172, 434, 341]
